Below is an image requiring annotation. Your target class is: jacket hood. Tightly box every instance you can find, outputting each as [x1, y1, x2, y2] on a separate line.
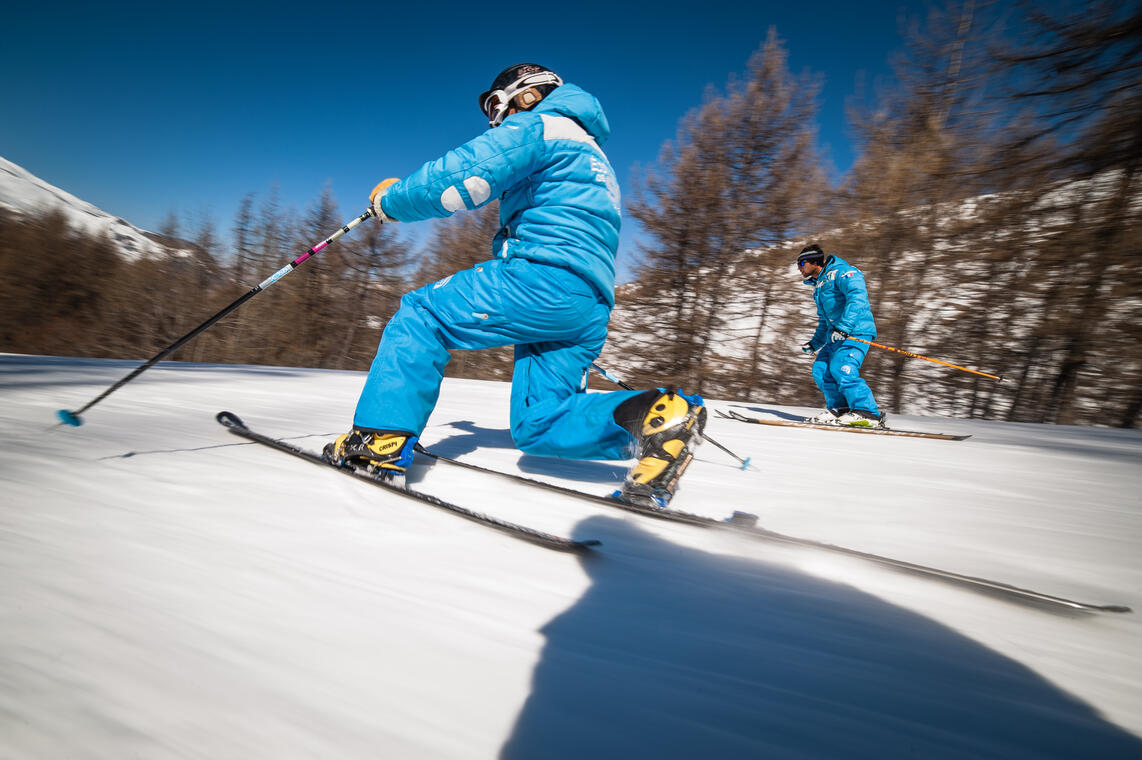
[533, 84, 611, 145]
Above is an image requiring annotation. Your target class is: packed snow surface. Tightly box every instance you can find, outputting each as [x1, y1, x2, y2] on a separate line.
[1, 354, 1140, 759]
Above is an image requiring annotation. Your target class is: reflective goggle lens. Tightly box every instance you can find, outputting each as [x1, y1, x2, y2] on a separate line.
[478, 71, 563, 126]
[482, 91, 506, 121]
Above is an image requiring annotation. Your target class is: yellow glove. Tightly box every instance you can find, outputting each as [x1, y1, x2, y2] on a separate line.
[370, 178, 400, 222]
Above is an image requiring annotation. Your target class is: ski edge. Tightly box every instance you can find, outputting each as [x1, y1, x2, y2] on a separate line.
[413, 444, 721, 527]
[747, 524, 1131, 614]
[214, 411, 598, 554]
[417, 446, 1130, 614]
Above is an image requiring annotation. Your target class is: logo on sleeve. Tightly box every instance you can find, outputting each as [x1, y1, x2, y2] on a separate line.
[590, 156, 621, 214]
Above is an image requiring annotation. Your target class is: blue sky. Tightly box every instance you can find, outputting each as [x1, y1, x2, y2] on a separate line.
[2, 0, 938, 277]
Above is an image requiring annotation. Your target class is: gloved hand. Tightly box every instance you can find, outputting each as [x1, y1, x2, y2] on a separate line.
[369, 178, 400, 222]
[800, 341, 815, 354]
[830, 328, 850, 343]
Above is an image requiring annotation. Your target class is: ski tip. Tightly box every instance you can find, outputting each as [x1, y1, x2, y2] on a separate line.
[215, 411, 245, 428]
[56, 409, 83, 427]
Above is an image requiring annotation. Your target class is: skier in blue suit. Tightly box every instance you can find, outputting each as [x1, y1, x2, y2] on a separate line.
[796, 244, 884, 428]
[326, 64, 705, 506]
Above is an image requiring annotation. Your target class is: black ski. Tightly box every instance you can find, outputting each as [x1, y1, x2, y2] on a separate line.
[415, 445, 1129, 614]
[716, 409, 971, 441]
[216, 412, 598, 553]
[413, 444, 727, 527]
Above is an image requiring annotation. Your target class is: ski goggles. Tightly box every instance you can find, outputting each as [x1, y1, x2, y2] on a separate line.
[479, 71, 563, 127]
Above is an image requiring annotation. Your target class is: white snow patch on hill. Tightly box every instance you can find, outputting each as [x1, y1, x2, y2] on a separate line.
[0, 155, 190, 262]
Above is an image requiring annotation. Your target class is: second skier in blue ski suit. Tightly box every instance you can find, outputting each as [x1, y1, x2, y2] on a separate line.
[797, 244, 883, 427]
[326, 64, 706, 506]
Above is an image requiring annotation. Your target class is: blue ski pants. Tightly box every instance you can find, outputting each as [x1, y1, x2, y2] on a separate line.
[353, 257, 643, 460]
[812, 340, 880, 414]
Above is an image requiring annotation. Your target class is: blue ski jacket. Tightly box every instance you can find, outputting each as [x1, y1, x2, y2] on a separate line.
[805, 254, 877, 350]
[378, 83, 622, 305]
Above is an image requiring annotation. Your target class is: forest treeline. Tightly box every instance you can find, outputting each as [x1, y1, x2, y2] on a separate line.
[0, 186, 512, 381]
[609, 0, 1142, 428]
[2, 0, 1139, 427]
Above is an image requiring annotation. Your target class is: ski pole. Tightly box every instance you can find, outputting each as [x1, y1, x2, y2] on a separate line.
[590, 363, 754, 471]
[56, 208, 378, 427]
[842, 336, 1003, 382]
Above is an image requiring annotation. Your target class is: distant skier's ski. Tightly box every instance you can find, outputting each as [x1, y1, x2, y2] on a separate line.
[416, 446, 1129, 614]
[716, 409, 971, 440]
[215, 412, 598, 553]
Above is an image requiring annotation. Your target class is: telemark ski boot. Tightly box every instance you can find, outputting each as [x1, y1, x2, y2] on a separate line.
[836, 409, 887, 429]
[805, 407, 847, 424]
[323, 428, 418, 478]
[615, 388, 707, 508]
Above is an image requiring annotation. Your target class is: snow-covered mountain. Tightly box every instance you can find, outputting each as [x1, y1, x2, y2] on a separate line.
[0, 155, 198, 262]
[2, 353, 1140, 758]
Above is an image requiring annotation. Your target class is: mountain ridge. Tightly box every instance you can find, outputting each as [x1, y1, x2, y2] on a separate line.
[0, 154, 201, 262]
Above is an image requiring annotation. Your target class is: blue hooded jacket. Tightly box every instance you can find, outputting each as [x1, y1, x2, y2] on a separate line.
[805, 254, 877, 350]
[378, 83, 622, 305]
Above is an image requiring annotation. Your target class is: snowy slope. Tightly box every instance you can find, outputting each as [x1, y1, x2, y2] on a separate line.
[1, 354, 1140, 759]
[0, 155, 192, 262]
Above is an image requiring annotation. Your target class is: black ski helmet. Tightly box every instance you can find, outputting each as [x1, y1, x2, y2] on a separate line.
[797, 244, 826, 266]
[478, 63, 563, 127]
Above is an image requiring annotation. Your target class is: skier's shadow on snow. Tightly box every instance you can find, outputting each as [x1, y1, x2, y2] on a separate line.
[501, 515, 1142, 760]
[431, 421, 516, 455]
[430, 421, 628, 485]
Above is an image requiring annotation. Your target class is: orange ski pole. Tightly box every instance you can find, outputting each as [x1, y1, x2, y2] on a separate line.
[844, 336, 1003, 382]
